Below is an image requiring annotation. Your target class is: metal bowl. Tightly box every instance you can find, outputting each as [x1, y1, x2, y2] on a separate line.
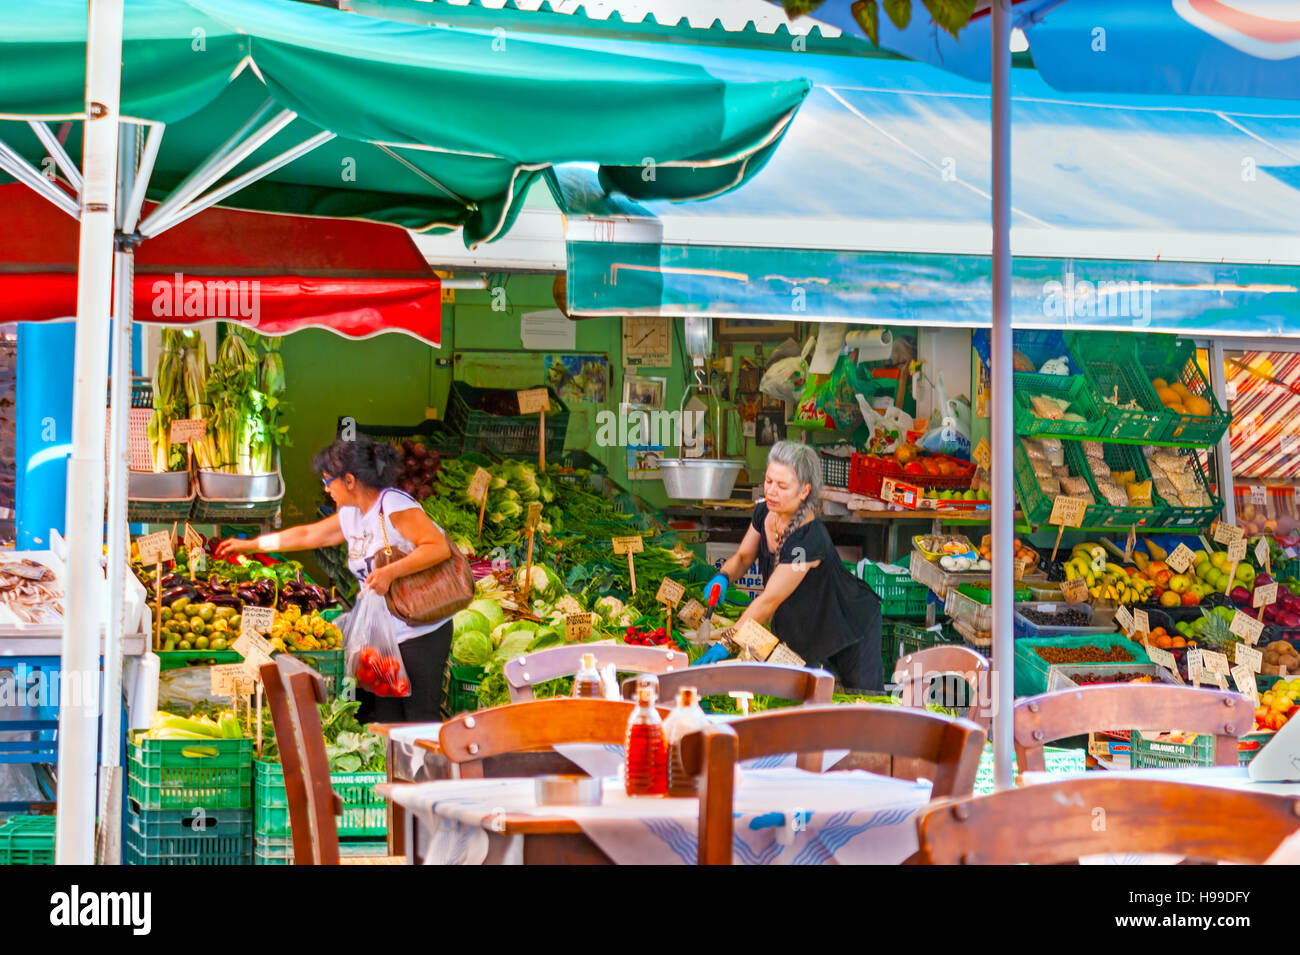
[197, 469, 282, 502]
[128, 469, 192, 501]
[534, 774, 603, 807]
[658, 459, 743, 500]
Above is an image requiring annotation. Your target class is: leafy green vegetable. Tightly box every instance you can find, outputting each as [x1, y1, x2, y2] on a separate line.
[258, 679, 385, 772]
[451, 630, 492, 666]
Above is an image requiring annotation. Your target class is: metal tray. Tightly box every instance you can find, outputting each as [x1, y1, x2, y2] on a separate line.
[128, 469, 192, 500]
[197, 469, 282, 502]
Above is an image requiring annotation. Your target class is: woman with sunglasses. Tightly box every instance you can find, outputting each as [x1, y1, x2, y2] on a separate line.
[214, 434, 454, 721]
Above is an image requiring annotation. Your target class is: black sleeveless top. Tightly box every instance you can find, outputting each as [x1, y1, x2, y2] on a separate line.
[750, 502, 882, 667]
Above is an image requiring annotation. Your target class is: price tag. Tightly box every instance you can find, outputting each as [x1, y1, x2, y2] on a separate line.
[555, 595, 583, 616]
[1254, 582, 1279, 608]
[1231, 663, 1260, 707]
[525, 501, 543, 531]
[732, 619, 779, 660]
[1113, 604, 1135, 636]
[1132, 608, 1150, 637]
[1186, 648, 1204, 682]
[1124, 525, 1137, 562]
[611, 536, 645, 555]
[1226, 539, 1248, 563]
[656, 578, 686, 606]
[136, 531, 174, 565]
[184, 525, 207, 574]
[1257, 537, 1271, 575]
[1230, 610, 1266, 646]
[972, 437, 991, 472]
[233, 630, 275, 660]
[1214, 522, 1245, 545]
[565, 612, 595, 642]
[239, 606, 277, 637]
[1201, 649, 1231, 675]
[516, 388, 551, 415]
[1250, 485, 1268, 506]
[169, 418, 207, 443]
[678, 599, 706, 629]
[1146, 645, 1178, 676]
[767, 643, 806, 667]
[1235, 642, 1263, 674]
[468, 467, 491, 504]
[1049, 496, 1087, 528]
[211, 663, 255, 698]
[1165, 543, 1195, 574]
[1060, 578, 1089, 604]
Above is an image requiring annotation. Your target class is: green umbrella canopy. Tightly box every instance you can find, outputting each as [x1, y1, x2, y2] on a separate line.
[0, 0, 809, 245]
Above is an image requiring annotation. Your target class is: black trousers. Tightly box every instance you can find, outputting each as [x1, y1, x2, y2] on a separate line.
[355, 619, 453, 724]
[823, 625, 884, 694]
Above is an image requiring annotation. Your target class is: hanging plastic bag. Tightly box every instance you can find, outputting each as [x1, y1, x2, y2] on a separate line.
[855, 396, 913, 454]
[759, 337, 815, 406]
[344, 589, 412, 698]
[793, 352, 874, 432]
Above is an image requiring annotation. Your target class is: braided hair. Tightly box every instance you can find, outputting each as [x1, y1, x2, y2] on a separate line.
[767, 440, 822, 553]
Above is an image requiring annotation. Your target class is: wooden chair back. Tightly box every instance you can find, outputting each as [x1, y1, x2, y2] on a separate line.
[1013, 684, 1251, 773]
[260, 654, 341, 865]
[504, 644, 688, 702]
[680, 704, 986, 865]
[439, 697, 668, 778]
[915, 776, 1300, 864]
[893, 645, 991, 734]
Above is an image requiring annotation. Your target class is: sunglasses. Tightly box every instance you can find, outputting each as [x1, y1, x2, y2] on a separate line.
[322, 475, 339, 491]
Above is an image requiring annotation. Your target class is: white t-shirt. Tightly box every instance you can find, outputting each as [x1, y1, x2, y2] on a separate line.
[338, 488, 450, 643]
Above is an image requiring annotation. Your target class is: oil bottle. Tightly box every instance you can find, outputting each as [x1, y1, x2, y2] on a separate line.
[624, 683, 667, 796]
[664, 686, 710, 797]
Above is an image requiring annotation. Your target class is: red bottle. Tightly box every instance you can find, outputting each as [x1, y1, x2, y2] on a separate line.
[624, 685, 667, 796]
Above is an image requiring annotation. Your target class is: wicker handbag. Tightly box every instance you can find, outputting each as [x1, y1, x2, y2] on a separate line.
[373, 492, 475, 626]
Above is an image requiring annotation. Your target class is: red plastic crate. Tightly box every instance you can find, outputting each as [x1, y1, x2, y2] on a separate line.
[849, 453, 975, 499]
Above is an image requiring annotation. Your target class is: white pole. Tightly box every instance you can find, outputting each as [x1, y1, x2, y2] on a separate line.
[990, 0, 1015, 791]
[57, 0, 123, 865]
[1208, 340, 1236, 527]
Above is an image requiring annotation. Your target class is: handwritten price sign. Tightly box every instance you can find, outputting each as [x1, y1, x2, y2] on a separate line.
[136, 531, 174, 565]
[972, 437, 991, 472]
[1049, 496, 1088, 527]
[1254, 582, 1279, 609]
[1113, 604, 1135, 636]
[1230, 610, 1265, 646]
[565, 612, 595, 642]
[468, 467, 491, 504]
[656, 578, 685, 606]
[239, 606, 276, 637]
[1060, 578, 1089, 604]
[1213, 522, 1244, 545]
[169, 418, 207, 443]
[516, 389, 551, 415]
[611, 536, 645, 555]
[1165, 543, 1195, 574]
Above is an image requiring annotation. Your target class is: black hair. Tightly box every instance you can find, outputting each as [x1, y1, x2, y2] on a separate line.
[311, 433, 401, 490]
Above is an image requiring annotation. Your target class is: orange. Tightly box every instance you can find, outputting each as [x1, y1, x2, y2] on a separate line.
[1151, 378, 1169, 391]
[1171, 636, 1186, 648]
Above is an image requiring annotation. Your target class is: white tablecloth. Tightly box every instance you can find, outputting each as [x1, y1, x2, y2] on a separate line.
[390, 767, 931, 865]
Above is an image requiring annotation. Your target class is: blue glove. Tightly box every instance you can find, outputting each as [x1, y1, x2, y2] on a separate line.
[704, 573, 729, 607]
[693, 642, 731, 666]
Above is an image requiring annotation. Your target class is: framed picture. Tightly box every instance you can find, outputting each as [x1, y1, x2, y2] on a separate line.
[756, 412, 786, 446]
[623, 374, 666, 410]
[715, 319, 800, 343]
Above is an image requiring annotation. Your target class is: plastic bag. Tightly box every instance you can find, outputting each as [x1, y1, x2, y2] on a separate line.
[855, 397, 912, 454]
[759, 337, 815, 406]
[344, 590, 412, 698]
[793, 352, 874, 432]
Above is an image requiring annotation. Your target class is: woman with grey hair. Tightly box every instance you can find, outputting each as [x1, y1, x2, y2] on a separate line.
[705, 440, 883, 689]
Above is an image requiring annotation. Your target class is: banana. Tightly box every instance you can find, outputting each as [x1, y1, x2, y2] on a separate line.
[1105, 562, 1126, 577]
[1065, 562, 1078, 581]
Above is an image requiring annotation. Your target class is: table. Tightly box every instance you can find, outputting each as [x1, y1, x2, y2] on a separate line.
[381, 767, 932, 865]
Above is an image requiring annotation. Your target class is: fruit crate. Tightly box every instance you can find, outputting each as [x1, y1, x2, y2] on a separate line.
[1146, 450, 1224, 529]
[944, 587, 994, 635]
[1013, 329, 1081, 376]
[1133, 334, 1230, 446]
[253, 758, 386, 840]
[127, 736, 253, 811]
[1046, 663, 1182, 692]
[125, 805, 252, 865]
[819, 450, 852, 490]
[1012, 372, 1107, 438]
[856, 558, 928, 618]
[344, 415, 464, 457]
[446, 382, 570, 457]
[1065, 333, 1169, 442]
[0, 814, 54, 865]
[441, 662, 486, 719]
[1013, 437, 1099, 527]
[1129, 730, 1271, 769]
[289, 648, 345, 695]
[1013, 634, 1152, 698]
[909, 549, 989, 602]
[882, 621, 958, 682]
[848, 452, 973, 499]
[1013, 601, 1118, 640]
[1067, 441, 1167, 529]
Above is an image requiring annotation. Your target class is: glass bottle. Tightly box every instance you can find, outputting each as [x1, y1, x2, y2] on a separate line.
[572, 652, 602, 699]
[624, 684, 667, 796]
[664, 686, 710, 798]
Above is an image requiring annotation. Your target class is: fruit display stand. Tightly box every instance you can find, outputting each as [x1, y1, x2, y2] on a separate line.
[1064, 333, 1170, 442]
[1132, 335, 1230, 445]
[1045, 663, 1182, 692]
[1013, 634, 1152, 698]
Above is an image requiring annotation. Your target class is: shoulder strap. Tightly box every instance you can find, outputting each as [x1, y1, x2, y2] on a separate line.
[377, 489, 393, 556]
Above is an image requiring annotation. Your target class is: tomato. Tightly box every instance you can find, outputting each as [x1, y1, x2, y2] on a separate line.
[357, 662, 377, 687]
[373, 682, 391, 697]
[392, 678, 411, 696]
[377, 657, 401, 683]
[360, 647, 380, 668]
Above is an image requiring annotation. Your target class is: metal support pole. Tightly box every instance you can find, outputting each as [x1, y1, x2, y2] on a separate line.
[990, 0, 1015, 791]
[1209, 339, 1236, 526]
[57, 0, 122, 864]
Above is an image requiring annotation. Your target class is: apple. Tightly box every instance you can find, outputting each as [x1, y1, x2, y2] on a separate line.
[1230, 586, 1252, 605]
[1168, 574, 1192, 594]
[1181, 591, 1200, 607]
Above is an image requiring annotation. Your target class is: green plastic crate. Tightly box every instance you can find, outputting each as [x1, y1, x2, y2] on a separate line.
[1012, 372, 1107, 438]
[447, 382, 570, 457]
[1129, 730, 1271, 769]
[1146, 450, 1224, 529]
[1067, 441, 1166, 529]
[1066, 333, 1169, 441]
[289, 649, 345, 695]
[973, 743, 1085, 795]
[127, 736, 253, 811]
[1013, 634, 1152, 699]
[254, 831, 294, 865]
[253, 758, 386, 840]
[1134, 335, 1230, 446]
[156, 650, 243, 671]
[441, 663, 486, 719]
[857, 560, 928, 618]
[0, 814, 55, 865]
[125, 806, 252, 865]
[882, 622, 958, 683]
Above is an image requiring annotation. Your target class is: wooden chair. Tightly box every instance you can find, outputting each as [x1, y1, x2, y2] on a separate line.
[504, 643, 688, 702]
[893, 645, 992, 736]
[914, 776, 1300, 864]
[439, 696, 669, 778]
[680, 704, 986, 865]
[260, 655, 403, 865]
[1014, 684, 1251, 773]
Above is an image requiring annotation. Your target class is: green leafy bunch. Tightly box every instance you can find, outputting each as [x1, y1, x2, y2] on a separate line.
[779, 0, 977, 48]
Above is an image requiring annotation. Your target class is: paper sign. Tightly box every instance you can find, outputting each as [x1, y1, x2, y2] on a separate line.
[1231, 664, 1260, 706]
[972, 437, 991, 472]
[555, 595, 583, 616]
[1049, 496, 1088, 527]
[1226, 539, 1248, 563]
[525, 501, 543, 531]
[1060, 578, 1089, 604]
[1124, 525, 1137, 562]
[1235, 642, 1263, 674]
[1230, 610, 1266, 646]
[1254, 583, 1279, 608]
[136, 531, 174, 565]
[516, 388, 551, 415]
[611, 536, 645, 555]
[678, 599, 706, 628]
[239, 606, 276, 637]
[169, 418, 207, 443]
[1114, 604, 1135, 635]
[732, 619, 779, 660]
[565, 612, 595, 642]
[656, 578, 686, 606]
[1214, 523, 1245, 545]
[211, 663, 255, 697]
[1201, 649, 1231, 675]
[1250, 485, 1268, 506]
[767, 643, 807, 667]
[468, 467, 491, 503]
[1146, 645, 1178, 675]
[233, 631, 275, 660]
[1257, 537, 1271, 573]
[1165, 543, 1195, 574]
[1132, 609, 1150, 637]
[1186, 648, 1203, 681]
[1273, 664, 1290, 678]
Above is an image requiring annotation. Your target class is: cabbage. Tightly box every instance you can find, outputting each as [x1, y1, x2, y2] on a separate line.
[453, 609, 490, 638]
[504, 620, 538, 637]
[451, 630, 492, 667]
[493, 629, 534, 660]
[468, 598, 505, 630]
[528, 627, 562, 651]
[489, 621, 513, 649]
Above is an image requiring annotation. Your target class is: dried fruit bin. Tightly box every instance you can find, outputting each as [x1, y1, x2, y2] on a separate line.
[1012, 372, 1107, 438]
[447, 382, 569, 457]
[127, 735, 253, 811]
[1012, 601, 1115, 640]
[856, 558, 928, 618]
[1128, 730, 1271, 769]
[253, 758, 385, 840]
[0, 814, 54, 865]
[1013, 634, 1151, 698]
[1045, 663, 1181, 692]
[125, 805, 252, 865]
[1013, 437, 1109, 527]
[1065, 333, 1169, 442]
[1146, 450, 1224, 529]
[1067, 441, 1166, 528]
[1133, 334, 1230, 446]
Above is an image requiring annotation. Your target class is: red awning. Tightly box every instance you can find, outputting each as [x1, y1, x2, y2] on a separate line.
[0, 185, 443, 344]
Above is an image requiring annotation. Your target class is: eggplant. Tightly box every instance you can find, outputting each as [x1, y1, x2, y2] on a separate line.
[160, 585, 195, 606]
[207, 594, 241, 609]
